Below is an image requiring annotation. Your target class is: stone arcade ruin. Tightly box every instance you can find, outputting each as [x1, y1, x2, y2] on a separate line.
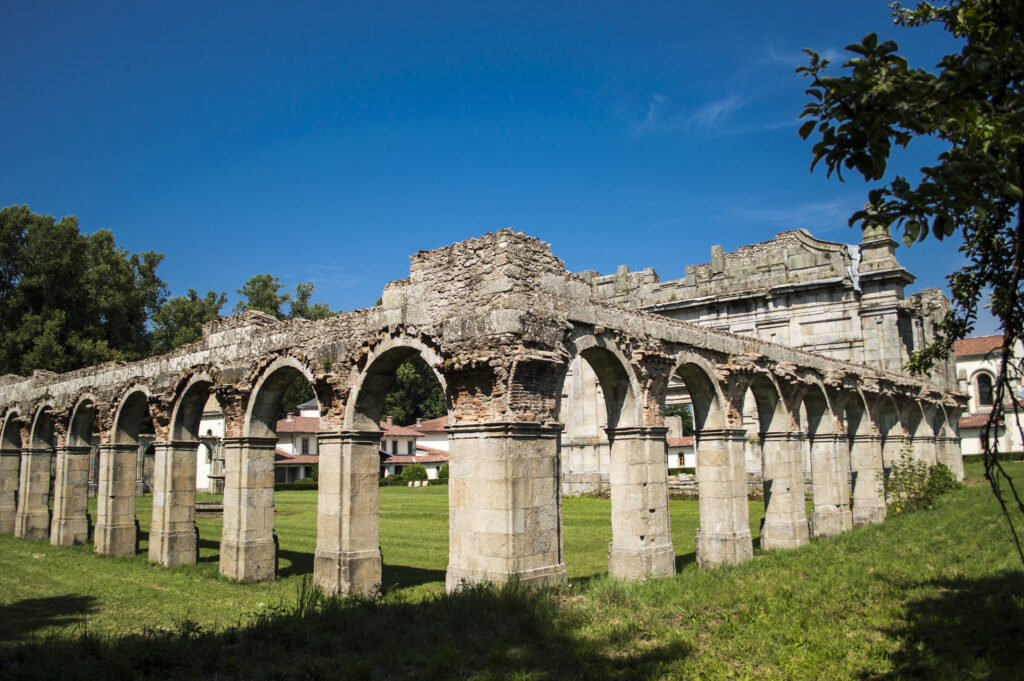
[0, 230, 965, 595]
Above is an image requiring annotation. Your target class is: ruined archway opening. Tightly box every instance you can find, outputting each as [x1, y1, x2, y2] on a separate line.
[345, 346, 449, 592]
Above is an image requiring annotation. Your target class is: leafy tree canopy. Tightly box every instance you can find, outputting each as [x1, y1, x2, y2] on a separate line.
[384, 355, 446, 426]
[149, 289, 228, 355]
[0, 205, 167, 375]
[235, 275, 337, 321]
[798, 0, 1024, 560]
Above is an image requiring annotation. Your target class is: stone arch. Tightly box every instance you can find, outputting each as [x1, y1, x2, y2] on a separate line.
[556, 333, 671, 579]
[842, 389, 887, 526]
[872, 394, 904, 471]
[111, 384, 154, 446]
[742, 373, 809, 551]
[314, 336, 448, 595]
[670, 352, 728, 433]
[169, 370, 218, 442]
[344, 336, 447, 432]
[555, 333, 642, 430]
[29, 401, 57, 449]
[0, 409, 22, 534]
[797, 380, 852, 537]
[246, 355, 320, 438]
[901, 399, 936, 465]
[67, 393, 100, 448]
[741, 373, 791, 435]
[671, 351, 753, 568]
[1, 408, 22, 451]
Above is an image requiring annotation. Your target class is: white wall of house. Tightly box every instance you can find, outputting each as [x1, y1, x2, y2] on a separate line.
[956, 337, 1024, 455]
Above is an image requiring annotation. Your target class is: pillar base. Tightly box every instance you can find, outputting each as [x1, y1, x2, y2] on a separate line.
[220, 538, 276, 582]
[446, 561, 567, 593]
[761, 519, 810, 550]
[811, 507, 853, 539]
[696, 529, 753, 568]
[608, 542, 675, 579]
[51, 517, 89, 546]
[149, 529, 197, 567]
[852, 503, 886, 527]
[0, 511, 13, 535]
[314, 549, 382, 596]
[94, 522, 136, 556]
[14, 512, 50, 540]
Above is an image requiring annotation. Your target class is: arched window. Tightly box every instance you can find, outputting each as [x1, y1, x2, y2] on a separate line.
[977, 373, 994, 407]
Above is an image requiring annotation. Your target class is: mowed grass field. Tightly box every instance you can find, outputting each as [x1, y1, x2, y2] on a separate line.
[0, 463, 1021, 680]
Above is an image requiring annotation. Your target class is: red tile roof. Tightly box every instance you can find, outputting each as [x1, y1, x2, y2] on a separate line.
[275, 416, 320, 433]
[380, 422, 423, 437]
[413, 415, 449, 433]
[274, 450, 320, 465]
[667, 436, 695, 447]
[383, 453, 449, 464]
[415, 445, 448, 456]
[955, 335, 1005, 357]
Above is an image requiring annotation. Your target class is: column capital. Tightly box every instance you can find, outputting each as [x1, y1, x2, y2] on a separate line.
[762, 431, 803, 443]
[54, 445, 92, 456]
[447, 421, 563, 440]
[97, 442, 140, 453]
[317, 430, 382, 446]
[221, 436, 279, 449]
[695, 428, 748, 441]
[850, 433, 881, 443]
[604, 426, 668, 440]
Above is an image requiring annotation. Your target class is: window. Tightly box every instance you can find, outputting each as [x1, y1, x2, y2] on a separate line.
[300, 437, 311, 454]
[977, 373, 994, 407]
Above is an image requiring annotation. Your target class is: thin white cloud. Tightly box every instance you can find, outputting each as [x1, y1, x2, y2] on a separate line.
[634, 93, 748, 135]
[716, 199, 862, 234]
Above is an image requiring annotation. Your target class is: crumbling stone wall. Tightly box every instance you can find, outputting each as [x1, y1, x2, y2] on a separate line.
[0, 229, 965, 594]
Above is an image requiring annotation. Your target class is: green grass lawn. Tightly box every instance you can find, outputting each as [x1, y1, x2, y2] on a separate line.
[1, 463, 1021, 680]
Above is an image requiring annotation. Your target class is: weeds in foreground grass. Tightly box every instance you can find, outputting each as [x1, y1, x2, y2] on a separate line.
[884, 448, 960, 514]
[2, 463, 1022, 680]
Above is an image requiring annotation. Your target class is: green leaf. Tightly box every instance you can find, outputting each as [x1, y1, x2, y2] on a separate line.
[798, 120, 817, 140]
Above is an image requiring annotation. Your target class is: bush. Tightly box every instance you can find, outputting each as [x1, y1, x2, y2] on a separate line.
[438, 463, 449, 482]
[668, 467, 695, 476]
[275, 477, 318, 491]
[379, 475, 407, 487]
[884, 448, 960, 514]
[402, 463, 428, 483]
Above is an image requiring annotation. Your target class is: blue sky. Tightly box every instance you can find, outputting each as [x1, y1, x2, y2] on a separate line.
[0, 2, 996, 332]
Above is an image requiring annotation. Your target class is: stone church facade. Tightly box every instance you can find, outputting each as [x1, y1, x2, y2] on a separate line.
[559, 225, 956, 494]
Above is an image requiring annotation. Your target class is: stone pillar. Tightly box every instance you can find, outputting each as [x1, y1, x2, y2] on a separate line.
[446, 422, 566, 592]
[912, 435, 938, 466]
[314, 431, 382, 596]
[14, 448, 51, 539]
[94, 443, 138, 556]
[0, 450, 20, 534]
[881, 433, 907, 470]
[809, 433, 853, 538]
[149, 441, 198, 567]
[850, 434, 886, 526]
[220, 437, 277, 582]
[760, 432, 810, 550]
[606, 427, 674, 579]
[50, 446, 91, 546]
[941, 436, 965, 481]
[694, 429, 753, 567]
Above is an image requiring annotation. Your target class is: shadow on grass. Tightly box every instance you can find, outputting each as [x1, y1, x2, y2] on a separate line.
[0, 580, 692, 680]
[0, 595, 97, 644]
[381, 563, 446, 590]
[863, 571, 1024, 680]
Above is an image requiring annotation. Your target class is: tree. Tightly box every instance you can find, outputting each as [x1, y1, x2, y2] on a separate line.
[665, 403, 695, 436]
[234, 274, 290, 318]
[383, 355, 446, 426]
[235, 276, 336, 320]
[798, 0, 1024, 561]
[0, 205, 167, 375]
[150, 289, 228, 354]
[289, 281, 336, 320]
